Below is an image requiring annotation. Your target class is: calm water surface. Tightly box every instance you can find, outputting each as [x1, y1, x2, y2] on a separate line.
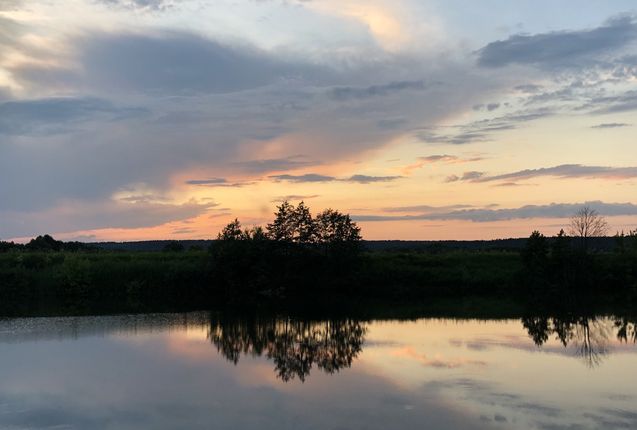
[0, 312, 635, 429]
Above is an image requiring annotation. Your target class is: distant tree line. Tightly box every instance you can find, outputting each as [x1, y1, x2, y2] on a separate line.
[0, 235, 97, 253]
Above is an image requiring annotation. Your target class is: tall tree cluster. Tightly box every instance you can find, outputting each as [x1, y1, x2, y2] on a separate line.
[218, 201, 361, 245]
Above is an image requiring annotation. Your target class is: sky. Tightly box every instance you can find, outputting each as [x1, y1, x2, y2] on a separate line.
[0, 0, 636, 241]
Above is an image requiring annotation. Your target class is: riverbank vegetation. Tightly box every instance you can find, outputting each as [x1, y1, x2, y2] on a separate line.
[0, 203, 636, 316]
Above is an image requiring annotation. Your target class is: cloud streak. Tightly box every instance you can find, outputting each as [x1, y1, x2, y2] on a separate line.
[451, 164, 637, 184]
[477, 15, 637, 69]
[269, 173, 402, 184]
[354, 201, 637, 223]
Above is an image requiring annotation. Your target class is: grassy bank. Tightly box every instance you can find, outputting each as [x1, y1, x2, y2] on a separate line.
[1, 244, 636, 318]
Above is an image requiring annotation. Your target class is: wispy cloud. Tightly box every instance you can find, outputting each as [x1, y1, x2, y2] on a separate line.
[271, 194, 320, 203]
[269, 173, 335, 183]
[328, 80, 427, 101]
[477, 15, 637, 69]
[269, 173, 402, 184]
[185, 178, 252, 188]
[233, 156, 319, 173]
[451, 164, 637, 184]
[401, 154, 484, 174]
[354, 201, 637, 223]
[591, 123, 632, 129]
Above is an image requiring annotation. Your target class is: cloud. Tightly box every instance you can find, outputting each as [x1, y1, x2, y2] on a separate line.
[0, 199, 216, 238]
[345, 174, 402, 183]
[353, 201, 637, 223]
[185, 178, 227, 185]
[591, 123, 631, 129]
[98, 0, 175, 11]
[477, 15, 637, 69]
[459, 164, 637, 183]
[233, 156, 319, 173]
[328, 80, 427, 101]
[0, 1, 22, 11]
[402, 154, 483, 174]
[417, 108, 553, 145]
[271, 194, 320, 203]
[268, 173, 401, 183]
[588, 90, 637, 114]
[269, 173, 336, 183]
[446, 171, 485, 182]
[184, 178, 252, 188]
[79, 31, 332, 95]
[0, 97, 146, 135]
[382, 204, 473, 213]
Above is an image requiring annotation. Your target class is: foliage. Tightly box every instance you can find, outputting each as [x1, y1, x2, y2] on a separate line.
[163, 241, 185, 252]
[522, 231, 549, 280]
[212, 202, 364, 300]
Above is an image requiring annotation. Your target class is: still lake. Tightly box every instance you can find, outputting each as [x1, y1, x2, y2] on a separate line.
[0, 312, 635, 429]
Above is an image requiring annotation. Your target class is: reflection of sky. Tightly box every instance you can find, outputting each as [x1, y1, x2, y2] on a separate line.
[0, 315, 635, 429]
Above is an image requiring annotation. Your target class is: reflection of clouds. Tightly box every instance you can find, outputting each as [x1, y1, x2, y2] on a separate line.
[423, 378, 567, 428]
[391, 347, 487, 369]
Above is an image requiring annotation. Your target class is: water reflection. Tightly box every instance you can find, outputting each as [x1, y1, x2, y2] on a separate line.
[522, 316, 636, 367]
[208, 316, 366, 381]
[0, 312, 636, 429]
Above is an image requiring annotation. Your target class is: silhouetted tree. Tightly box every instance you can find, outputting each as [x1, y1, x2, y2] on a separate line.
[315, 209, 362, 244]
[522, 231, 549, 282]
[292, 201, 317, 243]
[217, 219, 244, 241]
[568, 206, 608, 251]
[0, 241, 19, 253]
[25, 235, 62, 252]
[267, 201, 296, 242]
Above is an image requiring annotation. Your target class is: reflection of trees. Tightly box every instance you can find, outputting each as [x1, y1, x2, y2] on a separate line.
[207, 316, 366, 382]
[614, 318, 637, 344]
[522, 316, 612, 367]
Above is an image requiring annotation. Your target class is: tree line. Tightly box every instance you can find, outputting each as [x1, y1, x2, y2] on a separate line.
[521, 206, 637, 293]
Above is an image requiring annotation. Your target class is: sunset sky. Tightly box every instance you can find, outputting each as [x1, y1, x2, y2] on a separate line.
[1, 0, 636, 241]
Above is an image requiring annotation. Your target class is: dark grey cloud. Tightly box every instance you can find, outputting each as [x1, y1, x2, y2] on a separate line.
[328, 80, 427, 101]
[0, 200, 216, 238]
[185, 178, 227, 185]
[353, 201, 637, 223]
[591, 122, 631, 128]
[461, 164, 637, 183]
[79, 31, 332, 95]
[345, 175, 402, 184]
[0, 97, 147, 135]
[268, 173, 401, 183]
[185, 178, 252, 188]
[269, 173, 336, 183]
[477, 16, 637, 69]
